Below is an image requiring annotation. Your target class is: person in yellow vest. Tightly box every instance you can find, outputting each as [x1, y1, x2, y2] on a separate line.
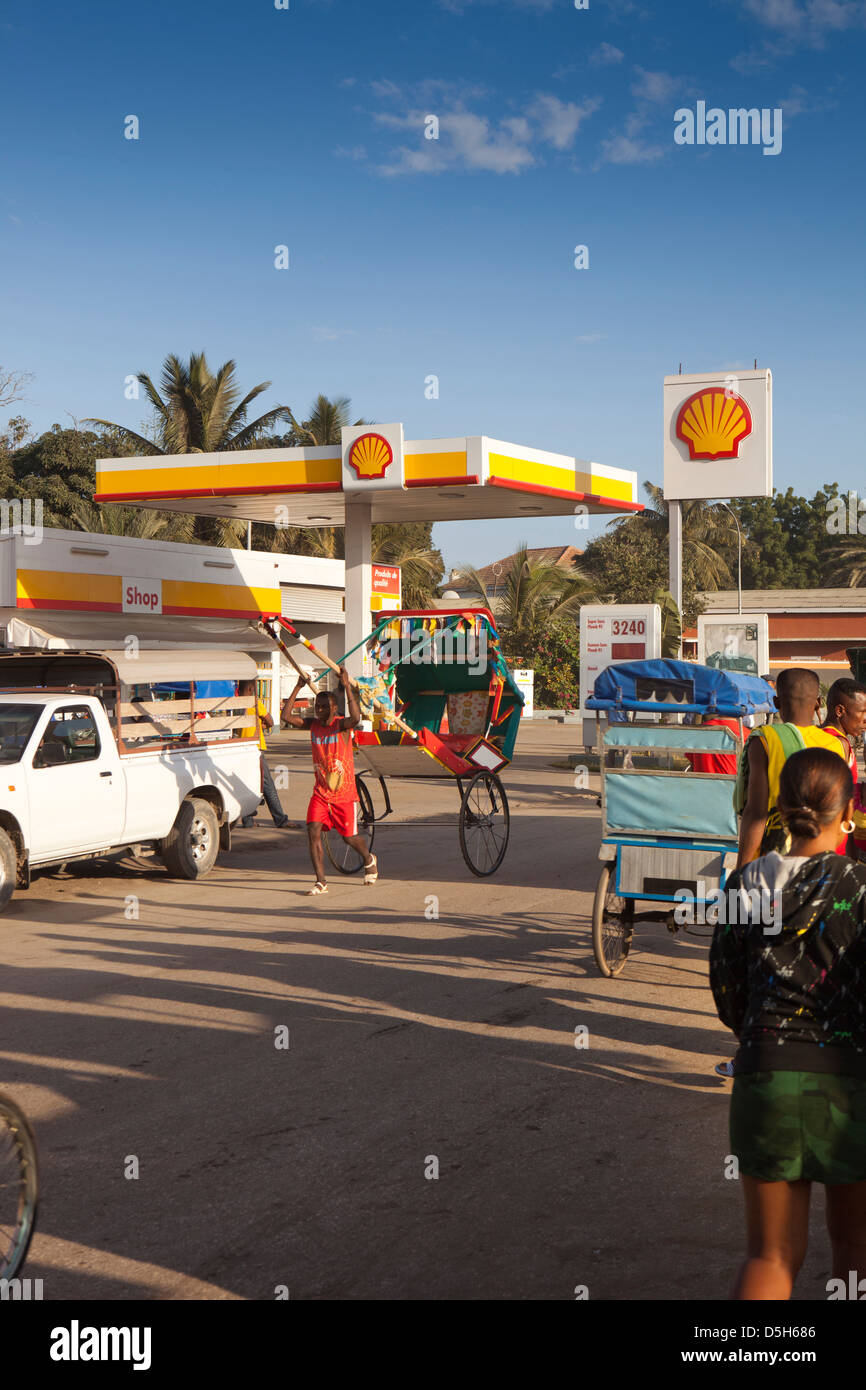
[239, 680, 289, 829]
[737, 668, 850, 868]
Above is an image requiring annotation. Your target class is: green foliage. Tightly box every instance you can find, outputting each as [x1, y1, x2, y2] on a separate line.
[85, 352, 294, 455]
[653, 589, 682, 657]
[733, 485, 840, 588]
[504, 617, 581, 709]
[581, 525, 705, 627]
[457, 542, 595, 643]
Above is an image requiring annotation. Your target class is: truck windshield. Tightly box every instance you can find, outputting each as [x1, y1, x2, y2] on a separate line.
[0, 704, 43, 764]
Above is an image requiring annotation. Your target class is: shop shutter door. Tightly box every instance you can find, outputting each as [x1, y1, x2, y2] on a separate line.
[281, 584, 344, 624]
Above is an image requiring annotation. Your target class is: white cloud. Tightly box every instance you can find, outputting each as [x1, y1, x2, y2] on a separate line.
[370, 85, 601, 176]
[333, 144, 367, 161]
[527, 94, 602, 149]
[594, 66, 681, 167]
[589, 42, 625, 66]
[597, 133, 665, 164]
[630, 67, 679, 103]
[738, 0, 866, 46]
[378, 110, 537, 175]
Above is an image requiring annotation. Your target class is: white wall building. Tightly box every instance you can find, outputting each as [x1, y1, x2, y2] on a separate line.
[0, 528, 352, 719]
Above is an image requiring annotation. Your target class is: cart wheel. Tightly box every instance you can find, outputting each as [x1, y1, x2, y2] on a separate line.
[325, 778, 375, 875]
[459, 772, 510, 877]
[591, 862, 633, 978]
[0, 1092, 38, 1281]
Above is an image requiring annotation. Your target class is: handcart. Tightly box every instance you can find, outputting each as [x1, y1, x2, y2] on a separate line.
[262, 608, 524, 877]
[585, 659, 775, 977]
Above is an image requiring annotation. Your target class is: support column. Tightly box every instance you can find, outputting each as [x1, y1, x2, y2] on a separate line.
[343, 495, 372, 682]
[668, 499, 683, 658]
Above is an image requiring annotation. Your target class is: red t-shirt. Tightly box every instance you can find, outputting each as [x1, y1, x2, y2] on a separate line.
[687, 717, 741, 775]
[310, 720, 357, 804]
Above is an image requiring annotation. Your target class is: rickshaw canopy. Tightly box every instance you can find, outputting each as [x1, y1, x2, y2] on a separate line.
[368, 607, 524, 761]
[586, 658, 775, 718]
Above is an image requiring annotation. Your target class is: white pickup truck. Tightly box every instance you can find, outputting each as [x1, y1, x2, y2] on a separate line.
[0, 647, 264, 910]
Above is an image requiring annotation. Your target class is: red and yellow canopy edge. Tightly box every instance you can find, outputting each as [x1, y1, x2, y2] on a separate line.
[488, 477, 643, 510]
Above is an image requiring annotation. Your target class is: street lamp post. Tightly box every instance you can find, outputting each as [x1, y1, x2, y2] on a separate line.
[718, 501, 743, 615]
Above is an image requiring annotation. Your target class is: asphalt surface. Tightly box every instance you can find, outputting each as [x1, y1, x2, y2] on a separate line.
[1, 724, 834, 1300]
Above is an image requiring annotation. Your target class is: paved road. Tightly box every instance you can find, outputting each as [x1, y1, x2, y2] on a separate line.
[2, 725, 832, 1300]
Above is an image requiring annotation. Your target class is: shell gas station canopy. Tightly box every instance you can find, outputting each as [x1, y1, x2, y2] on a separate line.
[95, 425, 642, 672]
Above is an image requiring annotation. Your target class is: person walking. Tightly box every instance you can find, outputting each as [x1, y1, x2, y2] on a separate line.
[822, 678, 866, 856]
[281, 666, 377, 895]
[710, 746, 866, 1300]
[240, 680, 289, 829]
[736, 667, 850, 868]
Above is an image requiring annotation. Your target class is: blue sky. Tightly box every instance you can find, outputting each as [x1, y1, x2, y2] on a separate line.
[2, 0, 864, 571]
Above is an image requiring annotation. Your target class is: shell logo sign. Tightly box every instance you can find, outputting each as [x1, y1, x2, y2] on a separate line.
[347, 432, 394, 481]
[675, 387, 753, 461]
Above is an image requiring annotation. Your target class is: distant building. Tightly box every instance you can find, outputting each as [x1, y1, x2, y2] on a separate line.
[687, 589, 866, 682]
[444, 545, 584, 617]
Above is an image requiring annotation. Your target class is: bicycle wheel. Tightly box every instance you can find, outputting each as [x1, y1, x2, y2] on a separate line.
[459, 772, 510, 877]
[324, 778, 376, 874]
[591, 862, 633, 978]
[0, 1093, 38, 1281]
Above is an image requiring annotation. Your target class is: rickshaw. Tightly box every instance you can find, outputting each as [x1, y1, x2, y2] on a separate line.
[585, 658, 775, 977]
[264, 608, 524, 877]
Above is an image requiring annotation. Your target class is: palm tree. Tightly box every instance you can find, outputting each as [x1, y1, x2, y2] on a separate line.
[823, 535, 866, 588]
[291, 394, 356, 447]
[371, 524, 443, 609]
[86, 352, 294, 455]
[612, 482, 738, 591]
[456, 543, 596, 633]
[70, 498, 196, 543]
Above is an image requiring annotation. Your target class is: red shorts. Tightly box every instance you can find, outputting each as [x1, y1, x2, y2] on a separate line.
[307, 792, 358, 836]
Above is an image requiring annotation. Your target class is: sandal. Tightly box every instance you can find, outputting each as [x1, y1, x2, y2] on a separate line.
[306, 881, 328, 895]
[363, 855, 378, 885]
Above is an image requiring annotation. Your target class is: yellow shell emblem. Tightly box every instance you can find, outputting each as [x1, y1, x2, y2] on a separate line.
[675, 388, 753, 461]
[348, 432, 394, 481]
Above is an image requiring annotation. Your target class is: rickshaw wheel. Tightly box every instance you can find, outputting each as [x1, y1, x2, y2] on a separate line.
[592, 862, 632, 978]
[459, 772, 510, 876]
[324, 777, 376, 875]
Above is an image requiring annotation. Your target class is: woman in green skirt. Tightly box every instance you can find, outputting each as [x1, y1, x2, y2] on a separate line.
[711, 746, 866, 1300]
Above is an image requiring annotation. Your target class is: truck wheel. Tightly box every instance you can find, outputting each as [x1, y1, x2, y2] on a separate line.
[161, 798, 220, 880]
[0, 830, 16, 911]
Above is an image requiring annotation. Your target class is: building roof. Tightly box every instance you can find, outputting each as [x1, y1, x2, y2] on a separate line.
[455, 545, 583, 589]
[700, 589, 866, 613]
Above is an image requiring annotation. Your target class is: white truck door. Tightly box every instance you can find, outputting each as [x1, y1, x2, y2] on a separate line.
[27, 701, 126, 861]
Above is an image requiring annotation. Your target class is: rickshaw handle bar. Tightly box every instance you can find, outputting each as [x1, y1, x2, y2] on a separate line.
[259, 614, 417, 739]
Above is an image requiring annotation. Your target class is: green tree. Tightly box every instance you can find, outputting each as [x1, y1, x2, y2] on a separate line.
[70, 498, 196, 543]
[86, 352, 294, 455]
[613, 482, 738, 590]
[503, 617, 581, 709]
[581, 525, 705, 628]
[11, 424, 127, 529]
[372, 521, 443, 609]
[457, 542, 595, 640]
[734, 484, 840, 588]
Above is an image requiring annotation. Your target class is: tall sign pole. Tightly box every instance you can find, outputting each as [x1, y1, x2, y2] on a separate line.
[662, 368, 773, 658]
[668, 500, 683, 656]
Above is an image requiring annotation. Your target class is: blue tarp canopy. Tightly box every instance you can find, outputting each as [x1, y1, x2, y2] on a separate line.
[151, 680, 236, 698]
[586, 659, 776, 717]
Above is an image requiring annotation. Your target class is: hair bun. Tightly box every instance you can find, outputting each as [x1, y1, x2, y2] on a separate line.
[781, 804, 822, 838]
